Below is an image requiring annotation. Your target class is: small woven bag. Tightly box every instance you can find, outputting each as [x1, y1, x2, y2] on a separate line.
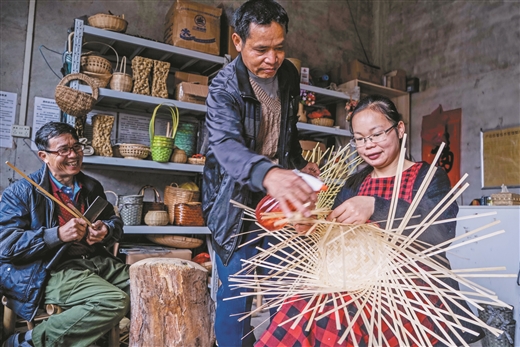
[149, 103, 179, 162]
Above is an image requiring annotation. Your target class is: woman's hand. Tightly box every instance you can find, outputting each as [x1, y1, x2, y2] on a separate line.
[327, 196, 376, 224]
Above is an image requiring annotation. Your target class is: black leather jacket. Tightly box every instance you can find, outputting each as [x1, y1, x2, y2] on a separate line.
[202, 55, 307, 265]
[0, 164, 123, 321]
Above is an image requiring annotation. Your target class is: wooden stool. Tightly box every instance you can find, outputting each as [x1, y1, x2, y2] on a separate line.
[129, 258, 213, 346]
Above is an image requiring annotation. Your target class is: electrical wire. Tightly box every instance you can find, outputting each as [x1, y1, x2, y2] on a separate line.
[38, 45, 62, 79]
[346, 0, 371, 66]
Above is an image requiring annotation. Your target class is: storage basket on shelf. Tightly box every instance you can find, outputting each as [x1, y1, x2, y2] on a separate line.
[82, 71, 112, 88]
[163, 183, 194, 225]
[88, 13, 128, 33]
[144, 210, 169, 226]
[174, 202, 205, 226]
[170, 148, 187, 163]
[117, 194, 144, 226]
[174, 122, 198, 157]
[310, 118, 334, 127]
[110, 56, 133, 92]
[54, 73, 99, 117]
[80, 42, 119, 87]
[118, 143, 150, 160]
[139, 185, 166, 224]
[146, 234, 203, 249]
[149, 103, 179, 162]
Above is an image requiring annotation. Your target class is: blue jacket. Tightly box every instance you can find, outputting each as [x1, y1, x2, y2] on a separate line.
[202, 55, 307, 265]
[333, 162, 484, 345]
[0, 164, 123, 321]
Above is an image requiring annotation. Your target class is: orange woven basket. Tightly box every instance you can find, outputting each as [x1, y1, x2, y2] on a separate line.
[174, 202, 205, 226]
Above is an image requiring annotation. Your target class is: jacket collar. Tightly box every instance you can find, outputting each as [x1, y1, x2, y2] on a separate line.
[36, 163, 92, 197]
[235, 54, 293, 100]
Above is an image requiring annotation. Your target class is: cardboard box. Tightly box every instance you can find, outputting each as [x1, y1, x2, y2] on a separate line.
[174, 71, 208, 88]
[125, 249, 192, 265]
[339, 59, 382, 85]
[383, 69, 407, 91]
[164, 0, 222, 56]
[175, 82, 209, 104]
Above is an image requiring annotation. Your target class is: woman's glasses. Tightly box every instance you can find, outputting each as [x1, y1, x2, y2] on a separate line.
[350, 125, 397, 148]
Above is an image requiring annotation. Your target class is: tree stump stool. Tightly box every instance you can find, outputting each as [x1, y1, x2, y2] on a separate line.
[129, 258, 213, 347]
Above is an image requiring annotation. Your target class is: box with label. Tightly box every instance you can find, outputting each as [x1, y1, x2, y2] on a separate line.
[339, 59, 382, 85]
[174, 71, 208, 89]
[164, 0, 222, 56]
[383, 69, 407, 91]
[175, 82, 209, 105]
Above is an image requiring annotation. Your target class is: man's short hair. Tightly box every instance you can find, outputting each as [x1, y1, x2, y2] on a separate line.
[35, 122, 79, 151]
[233, 0, 289, 42]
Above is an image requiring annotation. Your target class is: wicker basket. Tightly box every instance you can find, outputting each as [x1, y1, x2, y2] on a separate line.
[146, 234, 203, 249]
[310, 118, 334, 127]
[82, 71, 112, 88]
[164, 183, 194, 224]
[170, 148, 188, 163]
[118, 194, 144, 226]
[81, 54, 112, 74]
[110, 56, 133, 92]
[187, 157, 206, 165]
[149, 104, 179, 163]
[88, 13, 128, 33]
[144, 210, 169, 226]
[174, 202, 205, 226]
[139, 185, 166, 224]
[478, 304, 516, 347]
[119, 143, 150, 160]
[55, 73, 99, 117]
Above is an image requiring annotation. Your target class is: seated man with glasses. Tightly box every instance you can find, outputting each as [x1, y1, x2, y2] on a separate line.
[0, 122, 129, 347]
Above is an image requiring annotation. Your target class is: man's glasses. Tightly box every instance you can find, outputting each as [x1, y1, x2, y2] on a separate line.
[44, 143, 85, 156]
[350, 125, 397, 148]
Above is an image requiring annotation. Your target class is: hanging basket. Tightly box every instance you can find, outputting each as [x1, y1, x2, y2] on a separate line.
[88, 13, 128, 33]
[110, 56, 133, 92]
[55, 73, 99, 117]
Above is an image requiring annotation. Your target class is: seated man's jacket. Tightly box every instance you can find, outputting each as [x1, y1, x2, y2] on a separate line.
[0, 164, 123, 321]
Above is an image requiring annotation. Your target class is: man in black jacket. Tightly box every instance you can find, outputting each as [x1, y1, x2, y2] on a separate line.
[0, 122, 128, 347]
[202, 0, 319, 346]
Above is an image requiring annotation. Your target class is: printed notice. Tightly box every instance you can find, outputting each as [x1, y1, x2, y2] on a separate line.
[0, 91, 17, 148]
[118, 113, 169, 146]
[31, 97, 61, 150]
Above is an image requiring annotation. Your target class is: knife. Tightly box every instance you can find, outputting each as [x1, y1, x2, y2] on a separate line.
[46, 196, 109, 270]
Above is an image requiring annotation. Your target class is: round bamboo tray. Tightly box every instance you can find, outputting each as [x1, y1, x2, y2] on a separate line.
[310, 118, 334, 127]
[119, 143, 150, 160]
[88, 13, 128, 33]
[146, 234, 203, 249]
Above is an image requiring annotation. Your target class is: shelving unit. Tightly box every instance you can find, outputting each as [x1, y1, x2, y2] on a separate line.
[82, 156, 204, 173]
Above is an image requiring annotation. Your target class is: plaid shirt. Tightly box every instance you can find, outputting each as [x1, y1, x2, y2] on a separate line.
[256, 162, 447, 347]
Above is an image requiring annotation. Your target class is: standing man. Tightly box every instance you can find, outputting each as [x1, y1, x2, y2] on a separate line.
[0, 122, 129, 347]
[202, 0, 320, 346]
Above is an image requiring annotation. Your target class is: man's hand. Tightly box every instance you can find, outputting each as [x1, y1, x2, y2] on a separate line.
[86, 220, 108, 245]
[58, 218, 87, 243]
[327, 196, 376, 224]
[300, 162, 320, 177]
[263, 168, 317, 218]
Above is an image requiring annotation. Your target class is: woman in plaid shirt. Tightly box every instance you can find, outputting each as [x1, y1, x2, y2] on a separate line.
[256, 95, 484, 347]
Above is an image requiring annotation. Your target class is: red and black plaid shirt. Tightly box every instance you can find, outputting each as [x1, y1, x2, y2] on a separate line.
[256, 162, 448, 347]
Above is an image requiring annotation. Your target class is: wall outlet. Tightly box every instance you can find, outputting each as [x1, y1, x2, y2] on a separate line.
[11, 125, 31, 138]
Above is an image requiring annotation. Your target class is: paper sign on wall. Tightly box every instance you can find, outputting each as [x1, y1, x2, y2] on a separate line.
[0, 91, 17, 148]
[31, 97, 61, 151]
[118, 113, 169, 146]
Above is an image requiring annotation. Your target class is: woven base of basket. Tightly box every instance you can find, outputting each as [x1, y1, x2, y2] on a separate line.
[146, 234, 203, 249]
[310, 118, 334, 127]
[187, 157, 205, 165]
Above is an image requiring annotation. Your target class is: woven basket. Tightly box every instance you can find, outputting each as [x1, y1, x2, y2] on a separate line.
[164, 183, 194, 224]
[144, 210, 169, 226]
[174, 202, 205, 226]
[149, 104, 179, 162]
[119, 143, 150, 160]
[110, 56, 133, 92]
[55, 73, 99, 117]
[170, 148, 187, 163]
[81, 55, 112, 74]
[310, 118, 334, 127]
[82, 71, 112, 88]
[187, 157, 205, 165]
[139, 185, 166, 224]
[118, 194, 144, 226]
[146, 234, 203, 249]
[88, 13, 128, 33]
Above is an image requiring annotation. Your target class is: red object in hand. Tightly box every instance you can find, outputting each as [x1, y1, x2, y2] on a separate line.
[255, 195, 296, 231]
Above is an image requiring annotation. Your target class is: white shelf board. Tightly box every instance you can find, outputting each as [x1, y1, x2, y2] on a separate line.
[123, 225, 210, 234]
[300, 84, 349, 105]
[297, 122, 351, 137]
[78, 85, 207, 115]
[82, 156, 204, 173]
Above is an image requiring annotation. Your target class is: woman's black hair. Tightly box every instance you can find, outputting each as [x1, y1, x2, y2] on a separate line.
[233, 0, 289, 42]
[345, 95, 406, 190]
[35, 122, 78, 151]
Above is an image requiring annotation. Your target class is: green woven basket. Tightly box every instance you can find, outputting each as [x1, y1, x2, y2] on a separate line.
[149, 103, 179, 163]
[151, 146, 173, 162]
